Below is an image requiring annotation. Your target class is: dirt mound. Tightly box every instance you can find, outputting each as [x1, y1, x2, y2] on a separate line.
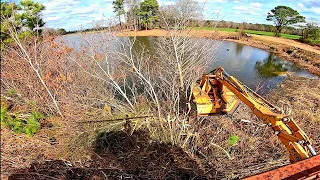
[8, 130, 209, 180]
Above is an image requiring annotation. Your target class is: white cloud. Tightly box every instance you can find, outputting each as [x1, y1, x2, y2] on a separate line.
[70, 3, 100, 15]
[310, 7, 320, 15]
[43, 0, 81, 10]
[195, 0, 227, 3]
[233, 6, 261, 16]
[233, 6, 247, 11]
[250, 2, 262, 9]
[44, 16, 62, 21]
[298, 3, 305, 9]
[163, 1, 176, 5]
[213, 0, 228, 3]
[41, 0, 116, 30]
[193, 0, 206, 2]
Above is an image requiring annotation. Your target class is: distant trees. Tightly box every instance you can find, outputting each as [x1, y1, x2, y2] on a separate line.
[266, 6, 305, 37]
[57, 28, 67, 35]
[157, 0, 203, 31]
[125, 0, 140, 30]
[42, 28, 67, 36]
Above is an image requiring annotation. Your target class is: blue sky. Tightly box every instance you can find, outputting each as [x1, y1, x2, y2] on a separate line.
[9, 0, 320, 31]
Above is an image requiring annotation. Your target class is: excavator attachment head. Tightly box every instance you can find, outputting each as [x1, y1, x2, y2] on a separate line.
[190, 73, 240, 116]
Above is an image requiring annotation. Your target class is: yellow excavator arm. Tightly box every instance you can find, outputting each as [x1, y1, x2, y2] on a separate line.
[189, 66, 317, 163]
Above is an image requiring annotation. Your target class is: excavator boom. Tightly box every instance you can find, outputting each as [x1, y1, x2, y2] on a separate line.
[189, 67, 317, 163]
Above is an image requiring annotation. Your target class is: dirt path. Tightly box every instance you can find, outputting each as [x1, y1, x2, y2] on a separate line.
[254, 35, 320, 53]
[117, 29, 320, 76]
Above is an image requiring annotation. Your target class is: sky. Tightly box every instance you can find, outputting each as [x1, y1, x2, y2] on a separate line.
[7, 0, 320, 31]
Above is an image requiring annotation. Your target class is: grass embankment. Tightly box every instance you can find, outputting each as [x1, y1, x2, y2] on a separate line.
[194, 27, 301, 40]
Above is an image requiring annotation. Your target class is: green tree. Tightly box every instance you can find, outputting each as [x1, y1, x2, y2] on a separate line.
[19, 0, 45, 32]
[139, 0, 159, 30]
[1, 0, 45, 43]
[302, 22, 319, 40]
[1, 2, 20, 18]
[266, 6, 305, 37]
[57, 28, 67, 35]
[1, 2, 21, 42]
[113, 0, 125, 29]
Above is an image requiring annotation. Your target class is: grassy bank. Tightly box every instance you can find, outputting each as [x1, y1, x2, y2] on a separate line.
[193, 27, 301, 40]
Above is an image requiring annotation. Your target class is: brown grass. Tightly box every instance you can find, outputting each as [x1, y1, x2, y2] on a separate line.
[0, 116, 75, 180]
[266, 75, 320, 150]
[4, 75, 318, 179]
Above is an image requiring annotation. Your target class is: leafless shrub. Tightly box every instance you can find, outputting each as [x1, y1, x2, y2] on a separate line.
[52, 12, 216, 160]
[0, 16, 69, 115]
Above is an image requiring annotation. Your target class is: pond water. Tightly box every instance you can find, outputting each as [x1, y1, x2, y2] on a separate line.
[132, 37, 318, 94]
[61, 35, 318, 94]
[211, 41, 318, 94]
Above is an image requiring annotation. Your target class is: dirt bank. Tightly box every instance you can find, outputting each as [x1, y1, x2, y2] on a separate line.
[117, 29, 320, 76]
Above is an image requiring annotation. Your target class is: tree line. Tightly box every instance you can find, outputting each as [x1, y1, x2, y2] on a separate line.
[112, 1, 319, 42]
[1, 1, 319, 43]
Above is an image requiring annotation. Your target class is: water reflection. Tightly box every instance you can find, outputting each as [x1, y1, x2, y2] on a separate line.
[59, 35, 318, 94]
[255, 54, 288, 78]
[132, 36, 154, 52]
[235, 43, 243, 56]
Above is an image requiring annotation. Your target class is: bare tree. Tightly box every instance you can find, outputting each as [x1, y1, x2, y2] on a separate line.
[62, 0, 218, 148]
[1, 12, 62, 116]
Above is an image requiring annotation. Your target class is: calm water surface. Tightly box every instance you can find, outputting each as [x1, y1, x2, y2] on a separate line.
[61, 35, 318, 94]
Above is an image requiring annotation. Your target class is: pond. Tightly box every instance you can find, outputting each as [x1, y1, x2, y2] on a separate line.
[61, 35, 318, 94]
[211, 41, 318, 94]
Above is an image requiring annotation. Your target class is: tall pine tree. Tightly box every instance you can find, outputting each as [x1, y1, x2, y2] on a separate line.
[113, 0, 125, 28]
[139, 0, 159, 30]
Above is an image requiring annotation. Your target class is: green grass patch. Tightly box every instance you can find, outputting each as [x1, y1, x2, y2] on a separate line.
[228, 135, 239, 146]
[7, 89, 17, 96]
[191, 27, 301, 40]
[1, 105, 43, 136]
[217, 28, 238, 32]
[300, 38, 320, 46]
